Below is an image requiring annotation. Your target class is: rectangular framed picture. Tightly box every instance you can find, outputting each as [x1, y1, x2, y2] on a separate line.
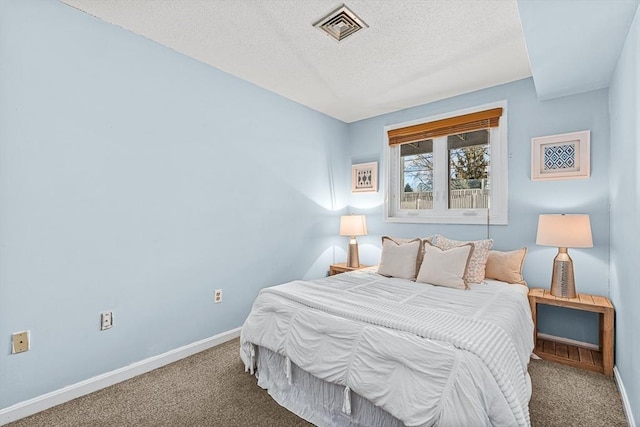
[531, 130, 590, 181]
[352, 161, 378, 192]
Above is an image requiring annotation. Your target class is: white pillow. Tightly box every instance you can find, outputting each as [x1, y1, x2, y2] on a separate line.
[377, 237, 422, 280]
[416, 242, 474, 289]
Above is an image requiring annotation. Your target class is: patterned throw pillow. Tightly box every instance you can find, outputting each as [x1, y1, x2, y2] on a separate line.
[432, 235, 493, 284]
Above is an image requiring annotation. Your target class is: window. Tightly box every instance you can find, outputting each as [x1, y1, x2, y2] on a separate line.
[385, 102, 508, 224]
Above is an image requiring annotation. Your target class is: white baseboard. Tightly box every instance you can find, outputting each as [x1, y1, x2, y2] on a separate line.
[0, 327, 241, 426]
[536, 332, 599, 351]
[614, 366, 637, 427]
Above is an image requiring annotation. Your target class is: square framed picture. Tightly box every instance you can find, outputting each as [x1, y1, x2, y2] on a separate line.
[531, 130, 590, 181]
[352, 162, 378, 192]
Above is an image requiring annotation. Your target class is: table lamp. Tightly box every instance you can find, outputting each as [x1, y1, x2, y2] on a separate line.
[536, 214, 593, 298]
[339, 215, 368, 268]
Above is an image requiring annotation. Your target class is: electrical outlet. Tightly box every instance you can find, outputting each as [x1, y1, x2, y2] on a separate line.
[100, 312, 113, 330]
[214, 289, 222, 303]
[12, 331, 30, 354]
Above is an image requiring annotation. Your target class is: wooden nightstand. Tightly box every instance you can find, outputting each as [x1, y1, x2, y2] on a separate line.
[329, 263, 371, 276]
[528, 288, 614, 376]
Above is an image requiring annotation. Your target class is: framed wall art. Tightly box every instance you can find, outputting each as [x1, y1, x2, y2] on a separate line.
[531, 130, 590, 181]
[352, 161, 378, 193]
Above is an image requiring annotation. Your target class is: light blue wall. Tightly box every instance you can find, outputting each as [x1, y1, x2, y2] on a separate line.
[348, 78, 610, 344]
[517, 0, 640, 100]
[0, 0, 349, 409]
[609, 4, 640, 425]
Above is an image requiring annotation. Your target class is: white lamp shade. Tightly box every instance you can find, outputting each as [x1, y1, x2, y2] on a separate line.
[339, 215, 368, 236]
[536, 214, 593, 248]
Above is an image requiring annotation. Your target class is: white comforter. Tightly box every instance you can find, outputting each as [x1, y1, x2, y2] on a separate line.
[240, 269, 534, 427]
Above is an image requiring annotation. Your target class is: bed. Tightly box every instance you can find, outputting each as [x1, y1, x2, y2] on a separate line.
[240, 238, 534, 427]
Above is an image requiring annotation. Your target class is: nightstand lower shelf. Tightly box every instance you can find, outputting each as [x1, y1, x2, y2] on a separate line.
[535, 337, 603, 373]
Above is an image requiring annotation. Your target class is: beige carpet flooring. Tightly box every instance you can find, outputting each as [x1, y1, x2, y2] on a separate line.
[8, 338, 627, 426]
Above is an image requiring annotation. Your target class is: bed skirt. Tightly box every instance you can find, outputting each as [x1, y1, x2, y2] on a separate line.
[256, 346, 405, 427]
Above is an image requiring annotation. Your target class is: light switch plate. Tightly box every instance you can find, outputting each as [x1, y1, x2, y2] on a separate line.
[12, 331, 30, 354]
[100, 312, 113, 330]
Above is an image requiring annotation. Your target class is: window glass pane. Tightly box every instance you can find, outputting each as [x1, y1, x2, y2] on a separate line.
[400, 140, 433, 210]
[448, 130, 489, 209]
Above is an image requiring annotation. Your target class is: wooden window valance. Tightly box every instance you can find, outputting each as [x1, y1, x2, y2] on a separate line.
[387, 107, 503, 146]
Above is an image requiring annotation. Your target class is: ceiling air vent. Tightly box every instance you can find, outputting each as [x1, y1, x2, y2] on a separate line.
[314, 5, 368, 41]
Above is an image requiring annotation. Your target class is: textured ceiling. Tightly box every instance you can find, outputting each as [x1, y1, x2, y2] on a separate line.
[59, 0, 532, 123]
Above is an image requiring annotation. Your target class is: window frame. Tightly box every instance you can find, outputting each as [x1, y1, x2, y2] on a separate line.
[383, 101, 508, 225]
